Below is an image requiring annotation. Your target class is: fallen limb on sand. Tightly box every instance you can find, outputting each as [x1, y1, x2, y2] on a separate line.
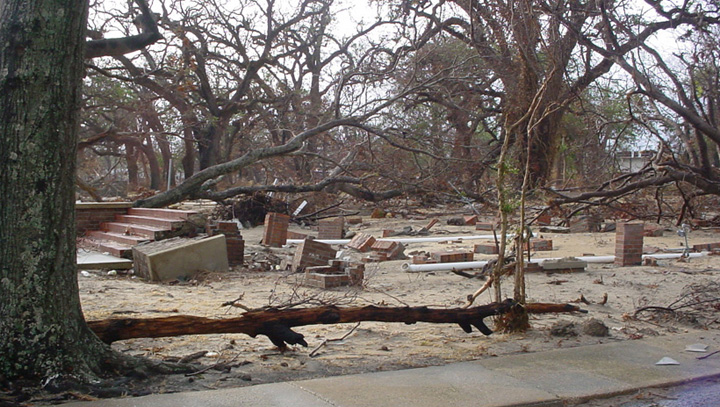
[88, 300, 585, 349]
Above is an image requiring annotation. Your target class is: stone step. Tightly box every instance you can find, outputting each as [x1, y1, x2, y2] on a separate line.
[128, 208, 197, 220]
[102, 222, 169, 239]
[115, 215, 185, 230]
[87, 230, 151, 246]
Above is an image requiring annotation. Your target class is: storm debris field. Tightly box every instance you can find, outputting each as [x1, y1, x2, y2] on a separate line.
[77, 206, 720, 395]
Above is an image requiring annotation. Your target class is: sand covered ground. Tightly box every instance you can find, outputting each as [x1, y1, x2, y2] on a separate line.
[78, 211, 720, 396]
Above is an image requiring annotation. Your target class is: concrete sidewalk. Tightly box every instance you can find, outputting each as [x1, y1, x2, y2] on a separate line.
[65, 331, 720, 407]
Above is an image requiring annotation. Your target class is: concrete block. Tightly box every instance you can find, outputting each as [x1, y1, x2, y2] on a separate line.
[541, 258, 587, 272]
[132, 235, 228, 282]
[474, 243, 498, 255]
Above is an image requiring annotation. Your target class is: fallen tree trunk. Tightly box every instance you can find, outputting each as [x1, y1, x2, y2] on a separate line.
[88, 300, 584, 348]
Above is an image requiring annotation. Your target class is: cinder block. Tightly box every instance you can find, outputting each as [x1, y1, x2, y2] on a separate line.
[132, 235, 228, 281]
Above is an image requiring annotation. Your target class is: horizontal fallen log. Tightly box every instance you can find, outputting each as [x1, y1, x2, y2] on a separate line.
[87, 300, 584, 349]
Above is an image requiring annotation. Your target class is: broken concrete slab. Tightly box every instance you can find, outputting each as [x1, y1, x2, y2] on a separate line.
[132, 235, 228, 282]
[76, 249, 133, 270]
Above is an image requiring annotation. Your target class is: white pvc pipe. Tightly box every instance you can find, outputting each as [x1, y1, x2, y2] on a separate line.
[401, 252, 707, 273]
[286, 234, 503, 246]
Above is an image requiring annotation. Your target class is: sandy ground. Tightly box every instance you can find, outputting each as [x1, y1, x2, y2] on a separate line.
[77, 213, 720, 399]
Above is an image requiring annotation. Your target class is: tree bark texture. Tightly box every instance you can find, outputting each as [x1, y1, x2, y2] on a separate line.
[87, 301, 583, 348]
[0, 0, 113, 382]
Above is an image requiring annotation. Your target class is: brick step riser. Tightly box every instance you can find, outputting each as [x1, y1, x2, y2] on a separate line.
[116, 215, 183, 230]
[127, 208, 197, 220]
[102, 222, 165, 239]
[87, 231, 150, 246]
[81, 239, 132, 259]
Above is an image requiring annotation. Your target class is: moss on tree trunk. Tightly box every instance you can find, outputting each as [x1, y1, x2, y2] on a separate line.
[0, 0, 120, 384]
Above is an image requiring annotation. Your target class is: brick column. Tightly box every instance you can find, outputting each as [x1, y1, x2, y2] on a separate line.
[263, 212, 290, 247]
[615, 222, 644, 266]
[206, 221, 245, 267]
[318, 217, 344, 239]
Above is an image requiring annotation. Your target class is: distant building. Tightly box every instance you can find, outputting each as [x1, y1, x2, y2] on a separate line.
[616, 150, 656, 173]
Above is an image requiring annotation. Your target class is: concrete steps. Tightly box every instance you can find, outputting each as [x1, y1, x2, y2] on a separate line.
[84, 238, 133, 258]
[101, 222, 168, 239]
[80, 207, 199, 258]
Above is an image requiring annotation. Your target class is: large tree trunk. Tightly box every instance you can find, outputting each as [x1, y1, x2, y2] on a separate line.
[0, 0, 116, 383]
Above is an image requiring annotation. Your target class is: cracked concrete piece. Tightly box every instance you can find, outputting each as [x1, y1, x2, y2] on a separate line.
[133, 235, 228, 281]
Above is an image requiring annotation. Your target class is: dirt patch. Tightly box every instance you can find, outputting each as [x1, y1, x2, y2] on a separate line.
[76, 214, 720, 398]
